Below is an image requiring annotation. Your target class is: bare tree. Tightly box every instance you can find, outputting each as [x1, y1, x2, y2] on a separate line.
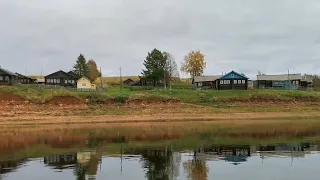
[163, 52, 180, 90]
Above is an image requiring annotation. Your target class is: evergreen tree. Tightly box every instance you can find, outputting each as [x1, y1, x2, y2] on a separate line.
[141, 48, 167, 86]
[73, 54, 89, 78]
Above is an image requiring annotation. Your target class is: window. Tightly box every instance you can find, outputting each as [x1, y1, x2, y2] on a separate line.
[220, 81, 224, 84]
[57, 79, 60, 83]
[82, 83, 86, 87]
[68, 80, 72, 83]
[224, 80, 230, 84]
[72, 80, 75, 84]
[234, 80, 237, 84]
[242, 80, 245, 84]
[238, 80, 241, 84]
[65, 80, 68, 84]
[0, 76, 3, 81]
[53, 79, 56, 83]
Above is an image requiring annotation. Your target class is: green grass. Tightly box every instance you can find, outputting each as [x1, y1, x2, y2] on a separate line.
[0, 85, 320, 105]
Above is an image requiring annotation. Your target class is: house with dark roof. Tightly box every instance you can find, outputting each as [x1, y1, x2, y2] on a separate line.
[68, 71, 79, 79]
[192, 71, 249, 90]
[123, 78, 134, 85]
[44, 70, 78, 87]
[0, 67, 19, 85]
[15, 73, 37, 84]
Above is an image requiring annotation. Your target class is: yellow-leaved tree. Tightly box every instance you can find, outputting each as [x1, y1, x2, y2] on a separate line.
[181, 50, 206, 78]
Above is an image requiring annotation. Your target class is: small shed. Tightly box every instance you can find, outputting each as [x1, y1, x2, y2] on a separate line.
[192, 76, 221, 89]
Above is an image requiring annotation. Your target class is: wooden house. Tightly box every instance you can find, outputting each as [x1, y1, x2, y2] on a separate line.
[0, 67, 19, 85]
[68, 71, 79, 78]
[15, 73, 36, 84]
[192, 76, 221, 89]
[123, 78, 134, 85]
[257, 74, 303, 89]
[217, 71, 249, 90]
[77, 76, 96, 91]
[44, 70, 78, 87]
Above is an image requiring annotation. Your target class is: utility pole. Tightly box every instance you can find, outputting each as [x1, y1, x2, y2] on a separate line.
[100, 66, 103, 87]
[288, 69, 290, 90]
[169, 61, 172, 91]
[164, 68, 167, 90]
[120, 67, 122, 91]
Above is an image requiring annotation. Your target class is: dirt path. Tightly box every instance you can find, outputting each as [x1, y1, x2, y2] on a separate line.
[1, 111, 320, 126]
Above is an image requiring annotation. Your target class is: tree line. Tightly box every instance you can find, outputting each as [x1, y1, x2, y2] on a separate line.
[141, 48, 207, 87]
[72, 54, 101, 82]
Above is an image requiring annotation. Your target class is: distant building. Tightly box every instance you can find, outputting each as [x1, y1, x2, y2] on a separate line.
[36, 78, 45, 84]
[192, 71, 249, 90]
[192, 76, 221, 89]
[0, 67, 19, 85]
[123, 78, 134, 85]
[44, 70, 78, 87]
[15, 73, 36, 84]
[257, 74, 303, 89]
[77, 76, 96, 91]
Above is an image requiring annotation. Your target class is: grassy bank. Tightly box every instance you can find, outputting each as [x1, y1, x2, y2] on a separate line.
[0, 85, 320, 105]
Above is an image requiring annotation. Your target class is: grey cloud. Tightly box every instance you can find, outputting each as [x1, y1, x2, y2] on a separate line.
[0, 0, 319, 79]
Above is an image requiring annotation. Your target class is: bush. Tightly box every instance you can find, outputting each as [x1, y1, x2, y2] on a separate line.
[114, 95, 129, 103]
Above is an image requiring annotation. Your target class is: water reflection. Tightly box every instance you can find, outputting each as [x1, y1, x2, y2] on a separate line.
[1, 142, 320, 180]
[44, 151, 102, 180]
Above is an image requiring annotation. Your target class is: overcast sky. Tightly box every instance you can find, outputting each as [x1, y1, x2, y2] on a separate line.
[1, 0, 320, 79]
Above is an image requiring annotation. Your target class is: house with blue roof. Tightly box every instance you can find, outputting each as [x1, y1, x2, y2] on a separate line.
[218, 71, 249, 90]
[192, 70, 249, 90]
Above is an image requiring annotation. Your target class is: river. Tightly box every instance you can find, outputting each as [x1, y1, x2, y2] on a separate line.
[0, 142, 319, 180]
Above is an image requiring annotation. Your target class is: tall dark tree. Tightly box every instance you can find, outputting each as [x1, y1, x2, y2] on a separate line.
[73, 54, 89, 78]
[141, 48, 167, 86]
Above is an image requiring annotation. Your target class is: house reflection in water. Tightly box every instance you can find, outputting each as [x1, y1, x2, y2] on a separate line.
[44, 153, 78, 170]
[257, 143, 312, 159]
[194, 145, 252, 165]
[0, 159, 28, 178]
[44, 151, 102, 180]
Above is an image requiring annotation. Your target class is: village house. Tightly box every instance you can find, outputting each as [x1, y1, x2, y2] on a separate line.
[44, 70, 78, 87]
[77, 76, 96, 91]
[0, 67, 19, 85]
[15, 73, 36, 84]
[123, 78, 134, 85]
[192, 76, 221, 89]
[256, 73, 311, 89]
[192, 71, 249, 90]
[218, 71, 249, 90]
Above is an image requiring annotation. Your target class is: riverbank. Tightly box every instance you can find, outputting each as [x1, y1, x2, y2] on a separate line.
[1, 85, 320, 105]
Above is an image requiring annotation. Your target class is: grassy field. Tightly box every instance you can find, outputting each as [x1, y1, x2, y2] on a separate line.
[1, 84, 320, 104]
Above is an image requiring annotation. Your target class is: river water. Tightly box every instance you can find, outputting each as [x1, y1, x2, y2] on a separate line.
[0, 142, 319, 180]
